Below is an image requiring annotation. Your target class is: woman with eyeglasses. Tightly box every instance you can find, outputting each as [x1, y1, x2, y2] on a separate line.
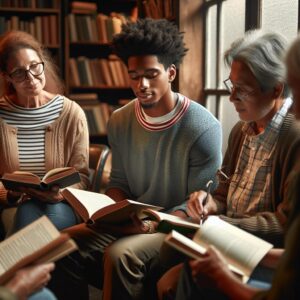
[0, 30, 89, 234]
[157, 30, 300, 299]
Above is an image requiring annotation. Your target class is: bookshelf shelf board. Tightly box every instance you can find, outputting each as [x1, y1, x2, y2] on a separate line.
[70, 42, 111, 47]
[70, 86, 131, 90]
[0, 8, 60, 14]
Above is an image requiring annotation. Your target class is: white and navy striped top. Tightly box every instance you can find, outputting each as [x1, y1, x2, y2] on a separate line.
[0, 95, 64, 178]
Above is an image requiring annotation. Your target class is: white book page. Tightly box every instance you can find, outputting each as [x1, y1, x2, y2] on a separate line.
[0, 216, 59, 275]
[165, 230, 206, 259]
[194, 216, 273, 277]
[66, 188, 116, 217]
[147, 211, 200, 229]
[42, 167, 72, 180]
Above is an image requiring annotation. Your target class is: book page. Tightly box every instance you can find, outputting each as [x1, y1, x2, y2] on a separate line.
[12, 171, 39, 179]
[0, 216, 60, 276]
[42, 167, 73, 180]
[65, 188, 116, 218]
[194, 216, 273, 277]
[165, 230, 206, 259]
[144, 210, 200, 230]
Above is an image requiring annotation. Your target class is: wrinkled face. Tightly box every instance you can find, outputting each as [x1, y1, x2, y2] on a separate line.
[5, 48, 45, 98]
[287, 71, 300, 119]
[127, 55, 175, 110]
[228, 60, 276, 123]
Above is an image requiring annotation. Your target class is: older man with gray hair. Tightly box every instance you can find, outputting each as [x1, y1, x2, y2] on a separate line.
[187, 29, 300, 246]
[157, 29, 300, 300]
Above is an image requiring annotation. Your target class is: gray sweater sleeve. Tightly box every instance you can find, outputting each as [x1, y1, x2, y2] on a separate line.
[170, 122, 222, 213]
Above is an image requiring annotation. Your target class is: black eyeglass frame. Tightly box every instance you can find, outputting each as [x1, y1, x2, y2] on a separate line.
[8, 62, 45, 83]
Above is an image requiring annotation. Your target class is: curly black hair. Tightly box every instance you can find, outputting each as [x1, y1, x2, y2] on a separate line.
[112, 18, 188, 69]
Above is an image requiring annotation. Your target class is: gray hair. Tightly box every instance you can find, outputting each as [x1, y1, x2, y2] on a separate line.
[286, 35, 300, 79]
[224, 30, 289, 98]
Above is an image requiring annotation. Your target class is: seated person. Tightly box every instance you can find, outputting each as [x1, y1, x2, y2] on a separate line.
[48, 18, 222, 300]
[0, 30, 89, 234]
[157, 29, 300, 299]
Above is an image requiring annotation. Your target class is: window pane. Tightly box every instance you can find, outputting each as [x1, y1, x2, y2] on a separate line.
[205, 4, 217, 89]
[205, 95, 217, 117]
[261, 0, 298, 41]
[219, 96, 239, 154]
[220, 0, 246, 87]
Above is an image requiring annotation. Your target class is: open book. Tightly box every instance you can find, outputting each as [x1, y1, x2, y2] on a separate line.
[0, 216, 78, 285]
[1, 167, 81, 191]
[62, 187, 162, 224]
[164, 216, 273, 282]
[143, 210, 200, 235]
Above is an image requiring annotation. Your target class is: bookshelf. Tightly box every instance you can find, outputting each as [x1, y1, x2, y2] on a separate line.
[65, 0, 137, 144]
[0, 0, 63, 77]
[0, 0, 199, 145]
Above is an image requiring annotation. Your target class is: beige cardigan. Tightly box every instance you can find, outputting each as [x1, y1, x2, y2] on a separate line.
[0, 97, 90, 205]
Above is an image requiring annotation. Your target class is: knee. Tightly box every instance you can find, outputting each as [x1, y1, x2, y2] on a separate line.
[104, 242, 144, 276]
[157, 263, 183, 300]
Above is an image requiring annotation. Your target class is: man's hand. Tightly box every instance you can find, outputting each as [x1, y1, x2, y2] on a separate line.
[187, 190, 213, 222]
[5, 263, 55, 300]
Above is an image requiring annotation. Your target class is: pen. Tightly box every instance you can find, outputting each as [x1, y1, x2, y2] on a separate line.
[200, 180, 213, 225]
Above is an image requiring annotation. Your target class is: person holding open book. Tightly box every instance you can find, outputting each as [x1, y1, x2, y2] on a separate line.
[49, 18, 222, 300]
[157, 30, 300, 299]
[173, 35, 300, 298]
[0, 30, 89, 233]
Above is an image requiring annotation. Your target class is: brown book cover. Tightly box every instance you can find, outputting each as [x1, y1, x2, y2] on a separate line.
[62, 188, 162, 225]
[1, 167, 81, 191]
[0, 216, 77, 285]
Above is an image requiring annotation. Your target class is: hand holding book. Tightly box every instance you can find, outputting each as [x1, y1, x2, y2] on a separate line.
[1, 167, 81, 192]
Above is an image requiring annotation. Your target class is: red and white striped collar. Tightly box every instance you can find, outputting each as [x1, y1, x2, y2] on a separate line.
[135, 95, 190, 131]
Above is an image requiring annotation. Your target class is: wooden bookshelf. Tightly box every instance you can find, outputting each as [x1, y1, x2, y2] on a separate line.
[65, 0, 136, 144]
[0, 0, 63, 75]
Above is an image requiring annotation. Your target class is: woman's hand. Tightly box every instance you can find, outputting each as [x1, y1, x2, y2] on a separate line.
[19, 185, 64, 204]
[5, 263, 55, 300]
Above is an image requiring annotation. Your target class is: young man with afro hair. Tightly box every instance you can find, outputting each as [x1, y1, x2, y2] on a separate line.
[49, 18, 222, 300]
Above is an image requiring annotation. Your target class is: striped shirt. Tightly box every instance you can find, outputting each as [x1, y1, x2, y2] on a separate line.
[227, 98, 293, 218]
[135, 93, 190, 131]
[0, 95, 64, 177]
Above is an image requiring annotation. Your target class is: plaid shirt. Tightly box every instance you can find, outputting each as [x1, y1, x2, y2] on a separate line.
[227, 98, 293, 218]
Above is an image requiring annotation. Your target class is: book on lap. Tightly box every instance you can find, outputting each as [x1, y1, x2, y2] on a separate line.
[0, 216, 78, 285]
[164, 216, 273, 283]
[1, 167, 81, 191]
[142, 210, 200, 235]
[61, 187, 162, 224]
[62, 188, 200, 233]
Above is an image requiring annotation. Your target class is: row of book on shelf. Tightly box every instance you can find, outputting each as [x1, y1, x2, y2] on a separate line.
[0, 0, 57, 8]
[68, 12, 131, 44]
[69, 55, 130, 88]
[141, 0, 175, 19]
[69, 93, 131, 136]
[0, 15, 59, 46]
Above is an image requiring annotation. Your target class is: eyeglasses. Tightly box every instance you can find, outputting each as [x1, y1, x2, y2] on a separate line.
[223, 78, 257, 101]
[216, 167, 231, 184]
[8, 62, 45, 83]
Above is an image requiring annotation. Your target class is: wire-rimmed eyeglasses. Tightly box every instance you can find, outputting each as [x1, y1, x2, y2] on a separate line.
[223, 78, 257, 101]
[8, 62, 45, 83]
